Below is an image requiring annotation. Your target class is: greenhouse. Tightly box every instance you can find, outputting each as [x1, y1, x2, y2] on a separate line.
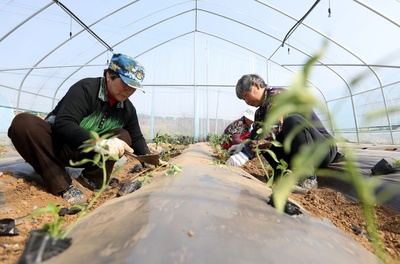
[1, 0, 399, 143]
[0, 1, 400, 264]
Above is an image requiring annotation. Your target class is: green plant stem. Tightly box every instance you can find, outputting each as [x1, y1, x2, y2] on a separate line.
[362, 202, 386, 263]
[61, 154, 108, 239]
[255, 149, 270, 183]
[344, 154, 387, 263]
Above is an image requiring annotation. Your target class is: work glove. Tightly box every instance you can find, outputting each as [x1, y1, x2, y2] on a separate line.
[94, 138, 133, 158]
[226, 152, 249, 167]
[227, 143, 245, 156]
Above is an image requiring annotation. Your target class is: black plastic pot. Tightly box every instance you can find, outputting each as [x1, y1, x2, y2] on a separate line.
[16, 229, 71, 264]
[371, 158, 396, 175]
[117, 179, 142, 197]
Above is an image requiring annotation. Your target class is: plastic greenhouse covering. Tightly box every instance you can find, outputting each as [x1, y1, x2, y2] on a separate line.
[0, 0, 399, 144]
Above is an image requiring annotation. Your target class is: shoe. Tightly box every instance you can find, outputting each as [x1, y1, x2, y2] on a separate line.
[292, 175, 318, 194]
[76, 175, 101, 191]
[61, 185, 86, 205]
[76, 175, 118, 191]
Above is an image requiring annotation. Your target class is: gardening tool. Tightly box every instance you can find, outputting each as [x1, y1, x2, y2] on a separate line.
[124, 151, 160, 166]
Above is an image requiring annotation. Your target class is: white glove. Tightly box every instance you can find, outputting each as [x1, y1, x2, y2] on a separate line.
[226, 152, 249, 166]
[95, 138, 133, 157]
[228, 143, 245, 156]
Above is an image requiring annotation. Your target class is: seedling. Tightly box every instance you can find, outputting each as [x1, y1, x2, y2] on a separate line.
[164, 163, 182, 175]
[212, 159, 225, 166]
[392, 158, 400, 168]
[213, 46, 390, 262]
[254, 47, 388, 262]
[29, 202, 66, 238]
[139, 172, 153, 184]
[152, 132, 172, 149]
[30, 131, 120, 239]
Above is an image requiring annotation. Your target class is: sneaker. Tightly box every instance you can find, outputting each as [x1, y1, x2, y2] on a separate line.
[61, 185, 86, 205]
[292, 175, 318, 194]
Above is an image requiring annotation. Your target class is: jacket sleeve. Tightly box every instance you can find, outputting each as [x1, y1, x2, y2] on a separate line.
[123, 103, 151, 155]
[52, 80, 94, 148]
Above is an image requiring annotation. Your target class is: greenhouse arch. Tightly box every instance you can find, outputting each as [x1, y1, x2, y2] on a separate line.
[0, 0, 399, 143]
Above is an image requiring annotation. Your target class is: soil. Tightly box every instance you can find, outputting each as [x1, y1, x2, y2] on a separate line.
[0, 143, 399, 264]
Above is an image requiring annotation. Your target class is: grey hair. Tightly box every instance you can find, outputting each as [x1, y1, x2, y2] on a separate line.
[235, 74, 267, 99]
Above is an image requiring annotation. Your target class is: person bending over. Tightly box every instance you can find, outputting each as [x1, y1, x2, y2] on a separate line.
[226, 73, 338, 193]
[221, 107, 255, 150]
[8, 53, 152, 204]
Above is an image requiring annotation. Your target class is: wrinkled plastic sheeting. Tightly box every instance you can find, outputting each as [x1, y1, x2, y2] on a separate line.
[47, 143, 380, 264]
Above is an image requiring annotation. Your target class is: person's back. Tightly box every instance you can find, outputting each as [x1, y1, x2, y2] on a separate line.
[222, 108, 255, 150]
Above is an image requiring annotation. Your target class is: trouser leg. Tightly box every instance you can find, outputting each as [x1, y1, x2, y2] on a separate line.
[9, 114, 133, 192]
[8, 113, 71, 194]
[262, 114, 337, 171]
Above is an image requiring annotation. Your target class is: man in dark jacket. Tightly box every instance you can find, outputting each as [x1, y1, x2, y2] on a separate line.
[8, 53, 151, 204]
[226, 74, 338, 194]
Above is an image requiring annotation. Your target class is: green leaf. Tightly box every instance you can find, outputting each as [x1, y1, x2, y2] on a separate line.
[109, 153, 119, 161]
[70, 158, 94, 166]
[265, 149, 279, 163]
[266, 176, 274, 187]
[100, 133, 116, 140]
[89, 131, 100, 140]
[93, 153, 101, 164]
[81, 147, 94, 153]
[270, 140, 282, 147]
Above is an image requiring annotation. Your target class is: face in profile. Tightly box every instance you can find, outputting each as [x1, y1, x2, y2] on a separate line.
[240, 82, 264, 107]
[106, 72, 136, 102]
